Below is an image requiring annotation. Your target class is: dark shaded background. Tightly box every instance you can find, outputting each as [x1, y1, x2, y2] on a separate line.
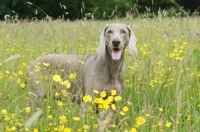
[0, 0, 199, 20]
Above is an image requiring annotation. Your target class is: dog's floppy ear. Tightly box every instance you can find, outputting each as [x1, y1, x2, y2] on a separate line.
[127, 26, 137, 56]
[97, 24, 109, 54]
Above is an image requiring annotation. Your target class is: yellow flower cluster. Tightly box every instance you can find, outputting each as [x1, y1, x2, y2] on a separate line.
[1, 19, 199, 132]
[1, 109, 23, 131]
[53, 75, 63, 83]
[52, 73, 76, 89]
[52, 74, 76, 107]
[34, 62, 42, 72]
[83, 95, 92, 102]
[135, 116, 146, 126]
[95, 90, 122, 110]
[82, 90, 125, 112]
[129, 116, 146, 132]
[69, 73, 76, 80]
[168, 42, 187, 61]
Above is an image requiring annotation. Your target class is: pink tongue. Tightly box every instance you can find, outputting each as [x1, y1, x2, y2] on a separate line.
[111, 49, 122, 60]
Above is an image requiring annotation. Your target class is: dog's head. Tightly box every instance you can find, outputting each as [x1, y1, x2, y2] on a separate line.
[97, 24, 137, 61]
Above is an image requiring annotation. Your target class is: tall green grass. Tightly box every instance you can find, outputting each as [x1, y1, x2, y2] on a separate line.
[0, 17, 199, 131]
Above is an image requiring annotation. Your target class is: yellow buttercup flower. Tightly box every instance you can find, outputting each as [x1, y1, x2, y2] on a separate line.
[98, 104, 103, 109]
[94, 97, 104, 104]
[6, 71, 10, 74]
[69, 73, 76, 80]
[59, 115, 68, 124]
[114, 96, 122, 102]
[61, 90, 67, 97]
[122, 106, 128, 112]
[111, 90, 117, 95]
[1, 109, 8, 115]
[78, 60, 84, 64]
[93, 124, 98, 129]
[157, 61, 162, 66]
[102, 101, 110, 109]
[18, 70, 23, 75]
[146, 114, 151, 117]
[120, 111, 125, 116]
[83, 125, 89, 130]
[4, 115, 10, 121]
[159, 108, 164, 112]
[18, 79, 22, 83]
[55, 92, 59, 97]
[73, 117, 80, 121]
[136, 116, 146, 126]
[187, 115, 191, 120]
[111, 104, 116, 110]
[131, 127, 137, 132]
[93, 89, 99, 94]
[43, 62, 50, 67]
[127, 101, 132, 106]
[83, 95, 92, 102]
[100, 91, 106, 98]
[63, 127, 71, 132]
[62, 80, 71, 88]
[67, 60, 71, 64]
[165, 121, 172, 128]
[11, 127, 17, 131]
[33, 128, 38, 132]
[53, 75, 63, 83]
[25, 107, 31, 113]
[57, 101, 63, 106]
[47, 115, 53, 119]
[20, 83, 26, 88]
[35, 80, 40, 84]
[107, 96, 114, 103]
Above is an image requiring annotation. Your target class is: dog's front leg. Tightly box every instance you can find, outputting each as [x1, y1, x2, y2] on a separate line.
[97, 108, 115, 132]
[80, 102, 87, 118]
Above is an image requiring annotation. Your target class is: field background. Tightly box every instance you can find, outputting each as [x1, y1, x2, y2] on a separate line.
[0, 17, 200, 132]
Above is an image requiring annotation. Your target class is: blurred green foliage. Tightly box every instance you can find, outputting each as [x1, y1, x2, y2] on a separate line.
[0, 0, 199, 20]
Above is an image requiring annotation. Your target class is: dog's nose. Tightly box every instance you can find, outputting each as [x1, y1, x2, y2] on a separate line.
[112, 38, 121, 47]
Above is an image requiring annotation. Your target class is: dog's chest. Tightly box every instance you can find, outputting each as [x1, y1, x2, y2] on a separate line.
[89, 74, 125, 96]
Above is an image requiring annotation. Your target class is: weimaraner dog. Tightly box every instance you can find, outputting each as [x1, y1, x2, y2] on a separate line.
[27, 23, 137, 131]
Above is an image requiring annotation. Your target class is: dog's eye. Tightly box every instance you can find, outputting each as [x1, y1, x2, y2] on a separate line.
[108, 30, 113, 34]
[121, 30, 126, 34]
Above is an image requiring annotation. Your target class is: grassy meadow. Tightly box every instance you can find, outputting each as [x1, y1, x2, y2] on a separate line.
[0, 17, 200, 132]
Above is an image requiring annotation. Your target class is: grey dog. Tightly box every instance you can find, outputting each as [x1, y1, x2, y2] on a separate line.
[27, 23, 137, 131]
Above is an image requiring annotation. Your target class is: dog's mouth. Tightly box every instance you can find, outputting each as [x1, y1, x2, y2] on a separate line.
[109, 48, 124, 61]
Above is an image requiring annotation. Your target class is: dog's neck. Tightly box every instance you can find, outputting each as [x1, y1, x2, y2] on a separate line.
[109, 57, 124, 81]
[103, 47, 125, 80]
